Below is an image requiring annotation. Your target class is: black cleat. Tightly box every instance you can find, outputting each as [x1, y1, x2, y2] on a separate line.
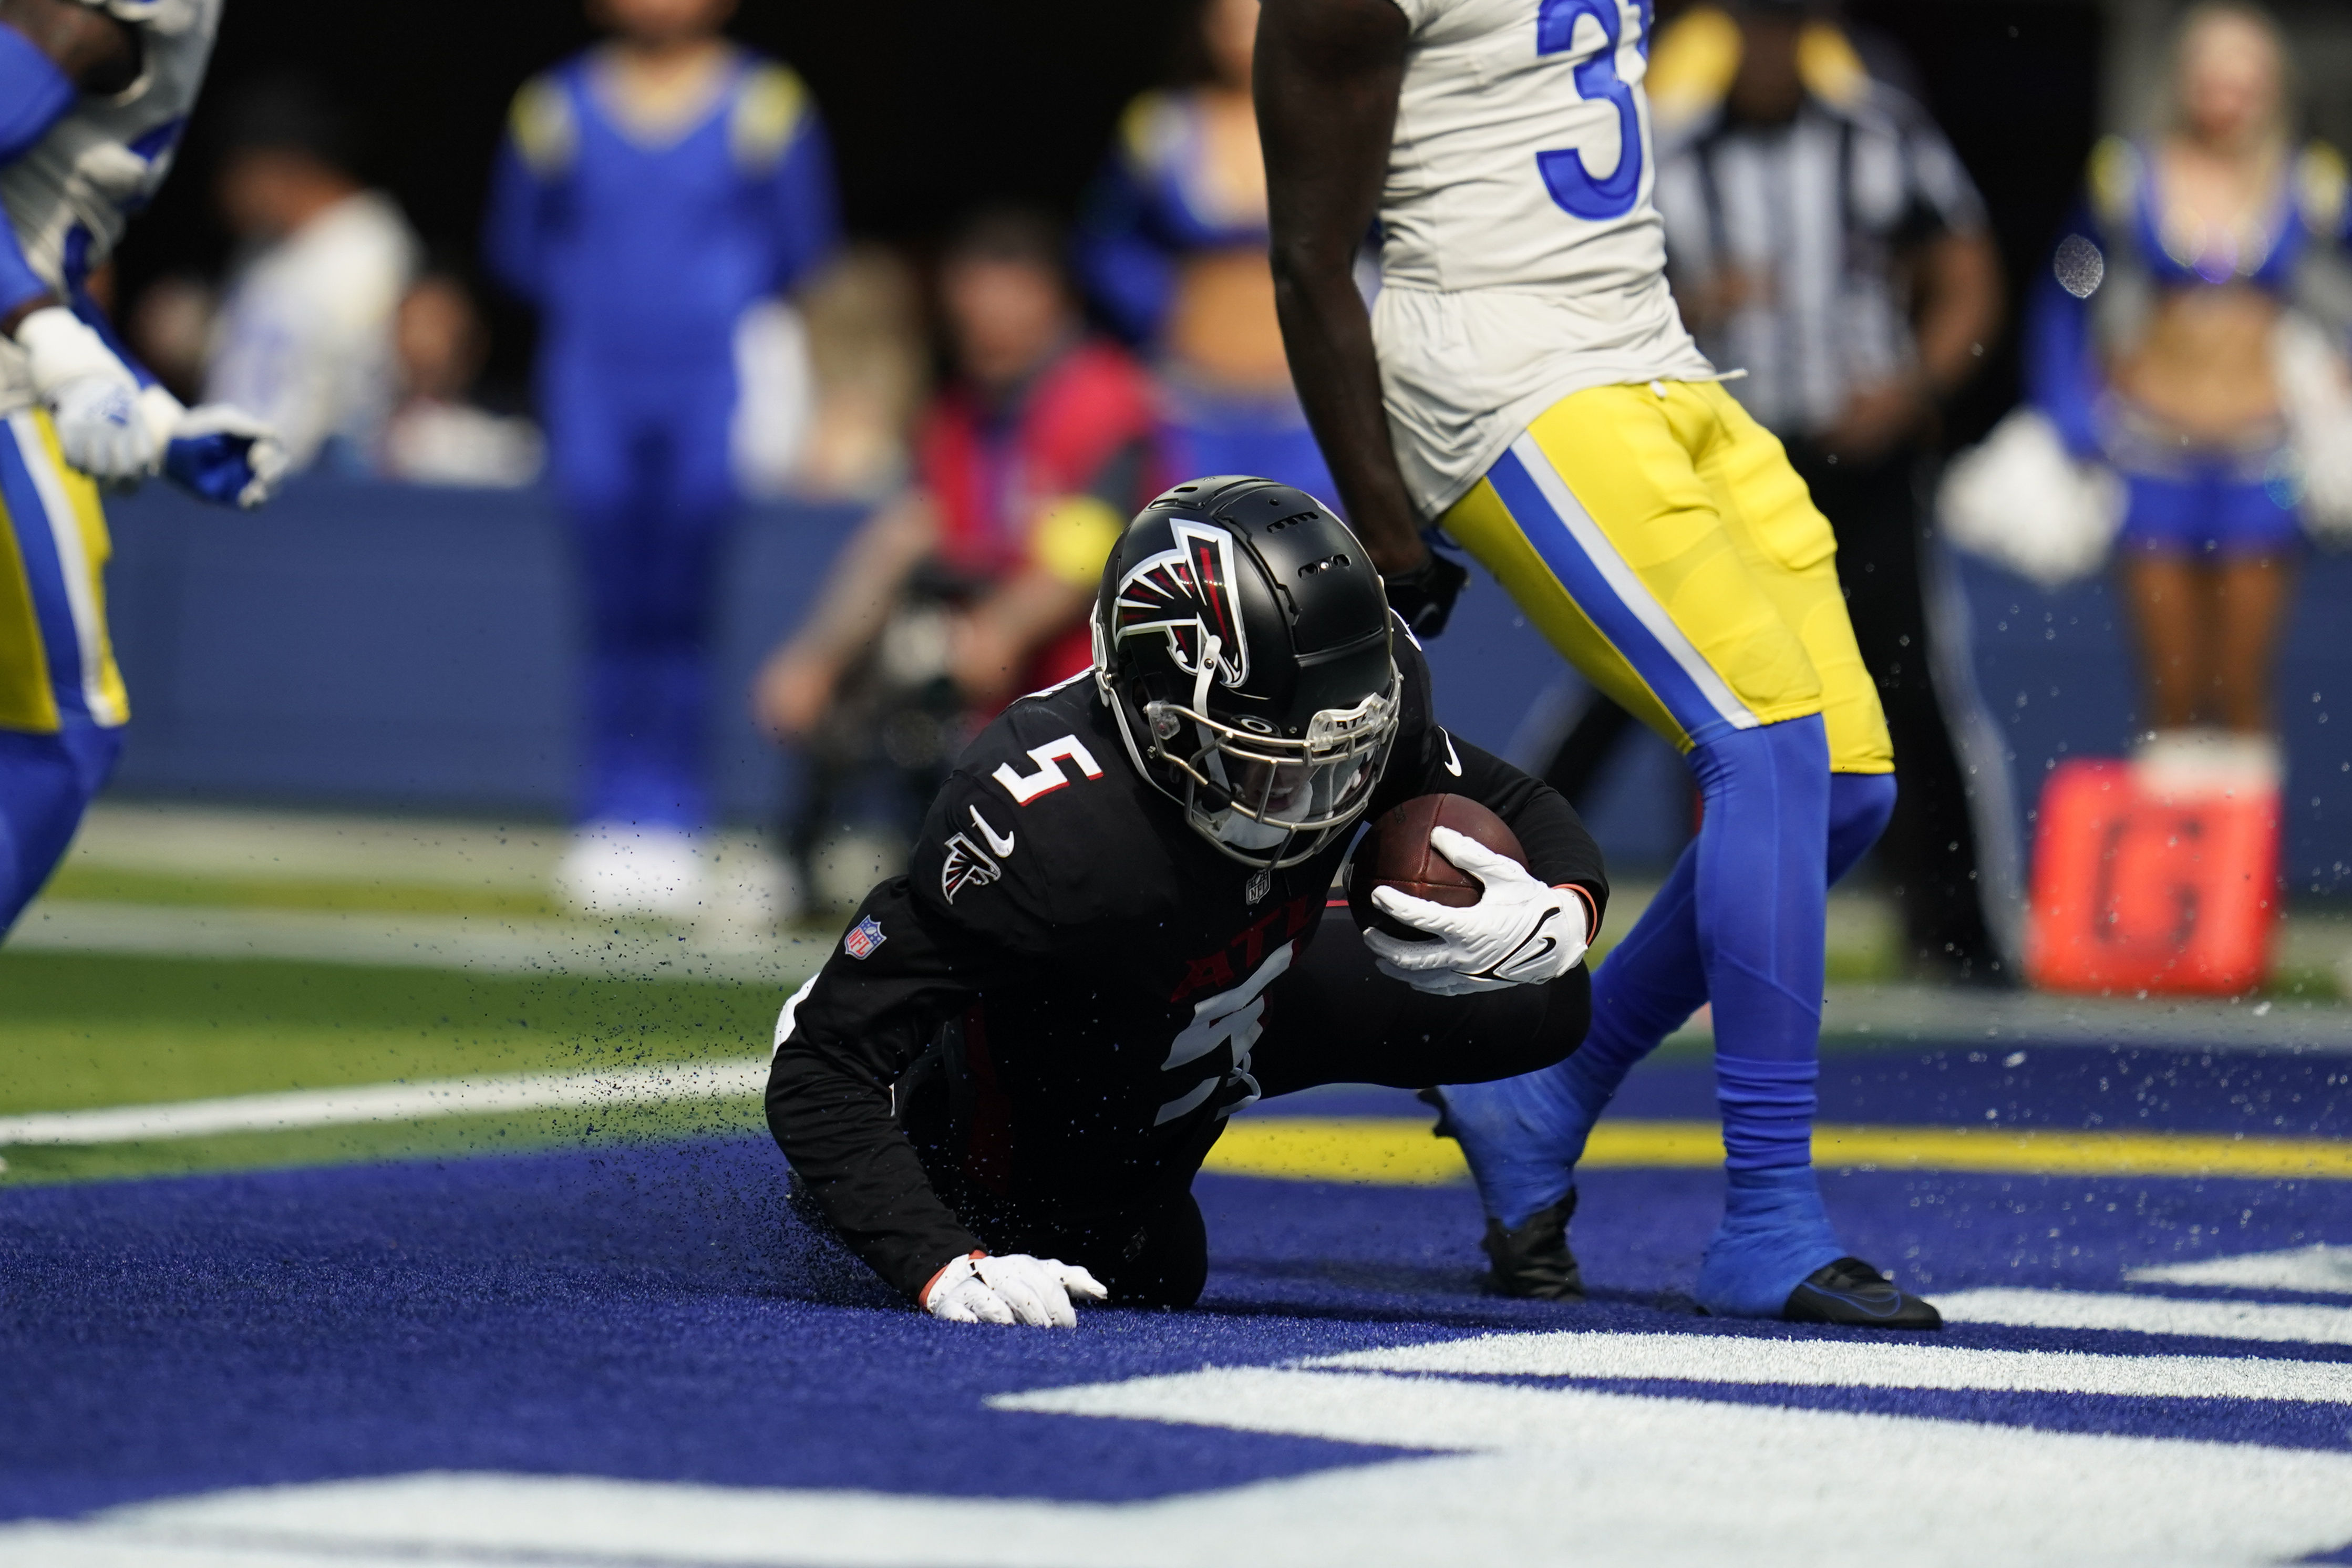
[1782, 1257, 1943, 1329]
[1418, 1089, 1585, 1301]
[1480, 1192, 1585, 1301]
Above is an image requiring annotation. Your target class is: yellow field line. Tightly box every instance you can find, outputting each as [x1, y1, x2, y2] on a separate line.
[1203, 1118, 2352, 1186]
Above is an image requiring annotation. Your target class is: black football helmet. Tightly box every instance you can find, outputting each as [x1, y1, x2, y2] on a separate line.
[1094, 476, 1400, 869]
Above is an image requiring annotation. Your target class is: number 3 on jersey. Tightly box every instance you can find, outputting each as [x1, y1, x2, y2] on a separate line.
[1536, 0, 1653, 222]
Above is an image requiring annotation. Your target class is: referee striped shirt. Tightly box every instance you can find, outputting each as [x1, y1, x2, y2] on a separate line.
[1655, 85, 1988, 440]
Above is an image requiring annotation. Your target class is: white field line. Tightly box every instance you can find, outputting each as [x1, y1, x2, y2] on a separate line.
[1935, 1288, 2352, 1345]
[7, 900, 824, 984]
[23, 1376, 2352, 1568]
[2127, 1244, 2352, 1296]
[1303, 1330, 2352, 1403]
[0, 1058, 771, 1147]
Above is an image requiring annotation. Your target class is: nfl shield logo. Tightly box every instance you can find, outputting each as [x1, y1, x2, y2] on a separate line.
[843, 915, 885, 960]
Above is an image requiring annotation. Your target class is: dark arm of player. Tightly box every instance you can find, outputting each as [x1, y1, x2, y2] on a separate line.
[0, 0, 139, 334]
[1255, 0, 1423, 580]
[765, 880, 992, 1302]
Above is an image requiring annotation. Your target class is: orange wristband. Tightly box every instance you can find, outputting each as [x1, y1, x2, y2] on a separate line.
[919, 1249, 988, 1308]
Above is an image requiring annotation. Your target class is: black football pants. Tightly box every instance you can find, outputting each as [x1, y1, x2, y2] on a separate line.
[966, 906, 1591, 1308]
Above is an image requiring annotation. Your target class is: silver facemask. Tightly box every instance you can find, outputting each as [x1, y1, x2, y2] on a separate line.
[1131, 634, 1400, 870]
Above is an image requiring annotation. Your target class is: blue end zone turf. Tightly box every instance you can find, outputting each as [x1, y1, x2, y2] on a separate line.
[2, 1037, 2349, 1554]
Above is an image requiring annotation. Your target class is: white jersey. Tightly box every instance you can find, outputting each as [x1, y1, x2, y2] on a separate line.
[204, 191, 418, 469]
[1374, 0, 1714, 517]
[0, 0, 222, 416]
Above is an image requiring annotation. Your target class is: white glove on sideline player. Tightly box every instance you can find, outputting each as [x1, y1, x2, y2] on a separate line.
[922, 1251, 1109, 1327]
[15, 306, 160, 482]
[1364, 827, 1591, 996]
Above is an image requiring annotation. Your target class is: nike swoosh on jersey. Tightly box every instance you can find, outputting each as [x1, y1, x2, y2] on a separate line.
[969, 805, 1016, 858]
[1442, 732, 1463, 777]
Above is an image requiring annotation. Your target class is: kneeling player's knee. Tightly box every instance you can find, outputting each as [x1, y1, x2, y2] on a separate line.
[1828, 771, 1897, 883]
[1535, 966, 1594, 1071]
[1101, 1192, 1208, 1308]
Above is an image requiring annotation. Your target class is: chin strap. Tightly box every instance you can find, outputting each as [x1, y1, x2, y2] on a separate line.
[1190, 635, 1221, 727]
[1190, 635, 1228, 809]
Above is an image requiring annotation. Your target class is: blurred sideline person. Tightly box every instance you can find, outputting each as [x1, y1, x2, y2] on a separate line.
[2030, 3, 2350, 786]
[1074, 0, 1338, 501]
[788, 245, 929, 501]
[754, 209, 1158, 913]
[767, 479, 1603, 1324]
[1257, 0, 1936, 1325]
[1647, 0, 2011, 982]
[1, 0, 285, 933]
[378, 271, 545, 488]
[203, 77, 419, 472]
[488, 0, 839, 921]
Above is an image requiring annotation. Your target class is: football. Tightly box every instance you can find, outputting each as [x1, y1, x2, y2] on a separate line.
[1346, 793, 1528, 942]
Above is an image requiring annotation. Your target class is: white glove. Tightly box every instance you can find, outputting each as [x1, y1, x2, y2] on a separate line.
[921, 1251, 1109, 1327]
[15, 306, 160, 483]
[1364, 827, 1591, 996]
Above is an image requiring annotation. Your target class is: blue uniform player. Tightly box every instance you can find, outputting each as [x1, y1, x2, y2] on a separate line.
[1255, 0, 1936, 1327]
[0, 0, 284, 933]
[487, 0, 839, 917]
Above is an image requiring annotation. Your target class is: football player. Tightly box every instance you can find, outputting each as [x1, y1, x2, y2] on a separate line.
[1, 0, 286, 933]
[767, 477, 1606, 1325]
[1254, 0, 1937, 1325]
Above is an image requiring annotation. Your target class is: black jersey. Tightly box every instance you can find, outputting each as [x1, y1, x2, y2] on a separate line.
[767, 632, 1607, 1301]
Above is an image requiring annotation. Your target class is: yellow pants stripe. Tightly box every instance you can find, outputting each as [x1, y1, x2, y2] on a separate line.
[0, 410, 127, 734]
[1440, 381, 1891, 771]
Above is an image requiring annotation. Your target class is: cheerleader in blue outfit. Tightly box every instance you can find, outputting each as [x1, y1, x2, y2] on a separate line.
[1073, 0, 1337, 504]
[2028, 2, 2349, 780]
[487, 0, 838, 918]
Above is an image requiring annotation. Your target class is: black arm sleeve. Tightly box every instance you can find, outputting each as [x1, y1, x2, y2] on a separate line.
[767, 754, 1082, 1303]
[765, 876, 995, 1303]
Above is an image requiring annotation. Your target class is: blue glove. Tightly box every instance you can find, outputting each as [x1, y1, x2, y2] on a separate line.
[159, 403, 288, 509]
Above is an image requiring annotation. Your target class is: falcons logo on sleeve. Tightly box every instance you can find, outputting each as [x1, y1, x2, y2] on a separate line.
[1112, 519, 1251, 688]
[938, 806, 1015, 903]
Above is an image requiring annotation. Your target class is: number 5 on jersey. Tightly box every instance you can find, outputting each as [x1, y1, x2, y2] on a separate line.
[1537, 0, 1653, 222]
[993, 735, 1105, 805]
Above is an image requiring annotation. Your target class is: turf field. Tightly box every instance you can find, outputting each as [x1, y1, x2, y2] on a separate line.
[6, 810, 2352, 1564]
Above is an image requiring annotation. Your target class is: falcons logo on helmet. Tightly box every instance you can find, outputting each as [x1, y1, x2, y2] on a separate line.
[1112, 519, 1251, 688]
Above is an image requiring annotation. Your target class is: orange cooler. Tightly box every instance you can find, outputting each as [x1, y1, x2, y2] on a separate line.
[2026, 760, 2279, 995]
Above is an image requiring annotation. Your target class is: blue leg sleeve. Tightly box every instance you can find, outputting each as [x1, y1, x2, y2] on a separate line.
[1443, 726, 1883, 1230]
[0, 723, 122, 932]
[1687, 717, 1832, 1149]
[1687, 723, 1865, 1317]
